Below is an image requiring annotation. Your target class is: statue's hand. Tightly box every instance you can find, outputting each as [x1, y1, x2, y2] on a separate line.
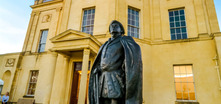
[93, 68, 100, 74]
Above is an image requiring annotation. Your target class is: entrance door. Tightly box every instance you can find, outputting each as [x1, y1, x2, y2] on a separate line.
[70, 62, 90, 104]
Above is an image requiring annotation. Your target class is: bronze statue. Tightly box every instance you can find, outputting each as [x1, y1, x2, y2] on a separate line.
[88, 20, 142, 104]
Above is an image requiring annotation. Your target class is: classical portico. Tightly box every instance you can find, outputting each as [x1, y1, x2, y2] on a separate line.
[49, 29, 101, 104]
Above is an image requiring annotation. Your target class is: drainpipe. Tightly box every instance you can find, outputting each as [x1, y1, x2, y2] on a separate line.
[213, 32, 221, 90]
[213, 55, 221, 90]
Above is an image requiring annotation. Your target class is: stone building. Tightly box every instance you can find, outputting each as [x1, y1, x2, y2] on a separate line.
[0, 0, 221, 104]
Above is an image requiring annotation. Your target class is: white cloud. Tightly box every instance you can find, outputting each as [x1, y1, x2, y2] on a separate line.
[0, 19, 26, 35]
[0, 7, 13, 16]
[0, 7, 26, 54]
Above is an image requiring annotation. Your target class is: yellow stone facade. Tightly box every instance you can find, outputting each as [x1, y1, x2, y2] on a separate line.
[0, 0, 221, 104]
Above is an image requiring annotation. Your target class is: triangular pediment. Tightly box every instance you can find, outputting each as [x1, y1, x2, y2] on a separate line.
[50, 29, 92, 42]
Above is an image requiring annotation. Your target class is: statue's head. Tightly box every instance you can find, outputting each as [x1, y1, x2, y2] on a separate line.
[109, 20, 125, 36]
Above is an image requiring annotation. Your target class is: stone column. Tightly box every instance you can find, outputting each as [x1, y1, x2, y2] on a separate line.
[26, 11, 41, 52]
[59, 0, 72, 33]
[60, 55, 70, 103]
[153, 0, 162, 40]
[22, 11, 36, 52]
[193, 0, 208, 34]
[204, 0, 220, 33]
[78, 49, 90, 104]
[43, 52, 58, 104]
[55, 7, 63, 35]
[49, 54, 69, 104]
[34, 0, 39, 5]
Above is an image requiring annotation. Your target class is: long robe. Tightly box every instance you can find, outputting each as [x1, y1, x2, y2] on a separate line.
[88, 36, 143, 104]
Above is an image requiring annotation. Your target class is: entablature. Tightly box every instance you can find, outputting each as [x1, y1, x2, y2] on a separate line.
[50, 29, 102, 55]
[32, 0, 63, 9]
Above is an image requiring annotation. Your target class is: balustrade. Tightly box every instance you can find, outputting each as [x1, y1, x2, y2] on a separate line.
[34, 0, 53, 5]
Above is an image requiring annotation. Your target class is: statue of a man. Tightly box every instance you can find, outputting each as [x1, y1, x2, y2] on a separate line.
[88, 20, 142, 104]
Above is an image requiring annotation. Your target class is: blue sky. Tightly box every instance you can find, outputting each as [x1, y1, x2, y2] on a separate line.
[215, 0, 221, 29]
[0, 0, 33, 54]
[0, 0, 220, 54]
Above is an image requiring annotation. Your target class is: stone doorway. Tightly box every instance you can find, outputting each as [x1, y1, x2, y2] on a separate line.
[70, 62, 90, 104]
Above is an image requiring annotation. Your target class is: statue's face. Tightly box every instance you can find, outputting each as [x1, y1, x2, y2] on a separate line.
[110, 22, 122, 36]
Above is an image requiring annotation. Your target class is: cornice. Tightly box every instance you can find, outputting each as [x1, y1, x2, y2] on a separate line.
[151, 36, 213, 45]
[92, 33, 215, 45]
[213, 32, 221, 37]
[134, 35, 214, 45]
[133, 38, 151, 45]
[94, 34, 109, 38]
[23, 51, 58, 56]
[0, 52, 21, 56]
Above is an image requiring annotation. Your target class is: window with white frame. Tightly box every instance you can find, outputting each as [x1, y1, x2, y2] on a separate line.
[82, 8, 95, 35]
[27, 70, 39, 96]
[173, 65, 196, 101]
[128, 8, 139, 38]
[38, 30, 48, 52]
[169, 9, 187, 40]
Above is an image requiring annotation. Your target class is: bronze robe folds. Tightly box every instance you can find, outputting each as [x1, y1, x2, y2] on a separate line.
[99, 36, 125, 98]
[89, 36, 143, 104]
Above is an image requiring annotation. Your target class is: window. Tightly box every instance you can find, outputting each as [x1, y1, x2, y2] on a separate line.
[27, 71, 39, 96]
[173, 65, 196, 101]
[128, 8, 140, 38]
[82, 9, 95, 35]
[43, 0, 53, 3]
[38, 30, 48, 52]
[169, 9, 187, 40]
